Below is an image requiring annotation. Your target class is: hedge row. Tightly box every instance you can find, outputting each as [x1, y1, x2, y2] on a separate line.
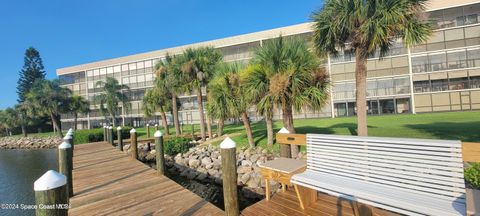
[73, 127, 132, 144]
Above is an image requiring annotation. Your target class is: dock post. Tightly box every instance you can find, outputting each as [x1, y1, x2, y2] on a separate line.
[117, 126, 123, 151]
[58, 141, 73, 198]
[220, 137, 239, 216]
[34, 170, 68, 216]
[154, 124, 158, 132]
[109, 126, 114, 146]
[154, 130, 165, 175]
[130, 128, 138, 160]
[278, 128, 292, 158]
[66, 129, 74, 152]
[146, 124, 150, 138]
[103, 126, 107, 142]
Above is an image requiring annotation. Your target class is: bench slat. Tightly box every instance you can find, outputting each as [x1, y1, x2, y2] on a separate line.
[307, 134, 462, 147]
[308, 137, 463, 153]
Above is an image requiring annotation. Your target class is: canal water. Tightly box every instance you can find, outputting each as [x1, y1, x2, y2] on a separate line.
[0, 149, 57, 216]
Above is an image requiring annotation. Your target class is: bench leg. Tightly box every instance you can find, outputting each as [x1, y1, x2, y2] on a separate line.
[282, 183, 286, 192]
[265, 179, 270, 201]
[293, 184, 317, 210]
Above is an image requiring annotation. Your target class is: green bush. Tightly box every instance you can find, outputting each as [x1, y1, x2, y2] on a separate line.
[73, 127, 132, 144]
[465, 163, 480, 189]
[164, 137, 192, 156]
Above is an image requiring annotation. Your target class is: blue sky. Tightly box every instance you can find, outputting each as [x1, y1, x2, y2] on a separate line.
[0, 0, 323, 109]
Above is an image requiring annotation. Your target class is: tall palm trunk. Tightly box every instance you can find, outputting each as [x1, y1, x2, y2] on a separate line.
[265, 115, 274, 147]
[73, 113, 78, 130]
[355, 48, 368, 136]
[217, 118, 224, 137]
[110, 112, 116, 127]
[172, 94, 181, 136]
[206, 117, 213, 139]
[196, 86, 206, 141]
[241, 112, 255, 148]
[160, 111, 170, 135]
[282, 103, 297, 157]
[21, 125, 27, 137]
[50, 112, 63, 138]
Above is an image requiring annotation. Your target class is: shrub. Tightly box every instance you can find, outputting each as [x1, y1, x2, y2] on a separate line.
[164, 137, 192, 156]
[465, 163, 480, 189]
[73, 127, 132, 144]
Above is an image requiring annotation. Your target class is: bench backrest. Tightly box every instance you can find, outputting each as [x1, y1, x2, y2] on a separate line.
[306, 134, 466, 204]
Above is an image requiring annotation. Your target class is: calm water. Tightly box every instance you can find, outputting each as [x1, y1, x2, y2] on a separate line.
[0, 149, 57, 216]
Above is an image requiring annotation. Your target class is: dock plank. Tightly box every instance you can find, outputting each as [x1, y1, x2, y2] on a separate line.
[69, 141, 223, 215]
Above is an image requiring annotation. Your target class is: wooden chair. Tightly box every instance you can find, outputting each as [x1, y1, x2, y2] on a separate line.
[289, 134, 479, 216]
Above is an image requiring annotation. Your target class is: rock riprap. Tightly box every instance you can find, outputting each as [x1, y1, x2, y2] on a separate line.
[0, 136, 63, 149]
[129, 143, 306, 196]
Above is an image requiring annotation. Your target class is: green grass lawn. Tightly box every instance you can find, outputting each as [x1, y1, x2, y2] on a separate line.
[213, 111, 480, 151]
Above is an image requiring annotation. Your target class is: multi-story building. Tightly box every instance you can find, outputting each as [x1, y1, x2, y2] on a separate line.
[57, 0, 480, 130]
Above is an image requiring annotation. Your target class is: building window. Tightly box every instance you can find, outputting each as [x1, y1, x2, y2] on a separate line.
[414, 81, 430, 93]
[431, 79, 449, 91]
[447, 50, 467, 69]
[396, 98, 411, 114]
[449, 77, 469, 90]
[334, 103, 347, 117]
[471, 76, 480, 88]
[379, 99, 395, 114]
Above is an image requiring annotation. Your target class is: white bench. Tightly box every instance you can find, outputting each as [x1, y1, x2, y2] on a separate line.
[291, 134, 467, 216]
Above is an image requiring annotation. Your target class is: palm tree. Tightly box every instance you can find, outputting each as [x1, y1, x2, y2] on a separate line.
[206, 74, 230, 137]
[68, 95, 90, 130]
[155, 54, 185, 136]
[180, 47, 223, 141]
[3, 107, 20, 136]
[209, 62, 255, 147]
[311, 0, 431, 136]
[25, 79, 71, 137]
[94, 77, 131, 127]
[250, 36, 330, 157]
[242, 64, 276, 146]
[142, 88, 171, 135]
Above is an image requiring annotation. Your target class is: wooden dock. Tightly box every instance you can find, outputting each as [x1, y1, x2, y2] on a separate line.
[69, 141, 223, 216]
[242, 189, 399, 216]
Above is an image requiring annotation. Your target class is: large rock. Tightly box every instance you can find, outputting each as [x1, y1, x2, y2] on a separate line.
[188, 159, 200, 168]
[201, 157, 212, 167]
[237, 165, 252, 174]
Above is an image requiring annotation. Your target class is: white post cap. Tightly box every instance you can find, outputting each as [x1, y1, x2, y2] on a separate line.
[117, 126, 122, 130]
[220, 137, 236, 149]
[146, 123, 150, 127]
[34, 170, 67, 191]
[68, 128, 73, 133]
[58, 141, 72, 149]
[66, 131, 73, 136]
[103, 125, 106, 128]
[155, 124, 158, 127]
[63, 134, 72, 140]
[130, 128, 136, 133]
[278, 127, 290, 134]
[154, 130, 163, 137]
[109, 126, 113, 129]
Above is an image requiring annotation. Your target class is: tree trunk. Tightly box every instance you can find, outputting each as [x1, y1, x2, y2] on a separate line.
[196, 87, 206, 141]
[206, 117, 213, 139]
[217, 118, 224, 137]
[50, 112, 63, 138]
[73, 113, 78, 131]
[355, 48, 368, 136]
[21, 125, 27, 137]
[266, 115, 274, 147]
[110, 113, 116, 127]
[160, 111, 170, 135]
[282, 103, 297, 157]
[172, 94, 181, 136]
[241, 112, 255, 148]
